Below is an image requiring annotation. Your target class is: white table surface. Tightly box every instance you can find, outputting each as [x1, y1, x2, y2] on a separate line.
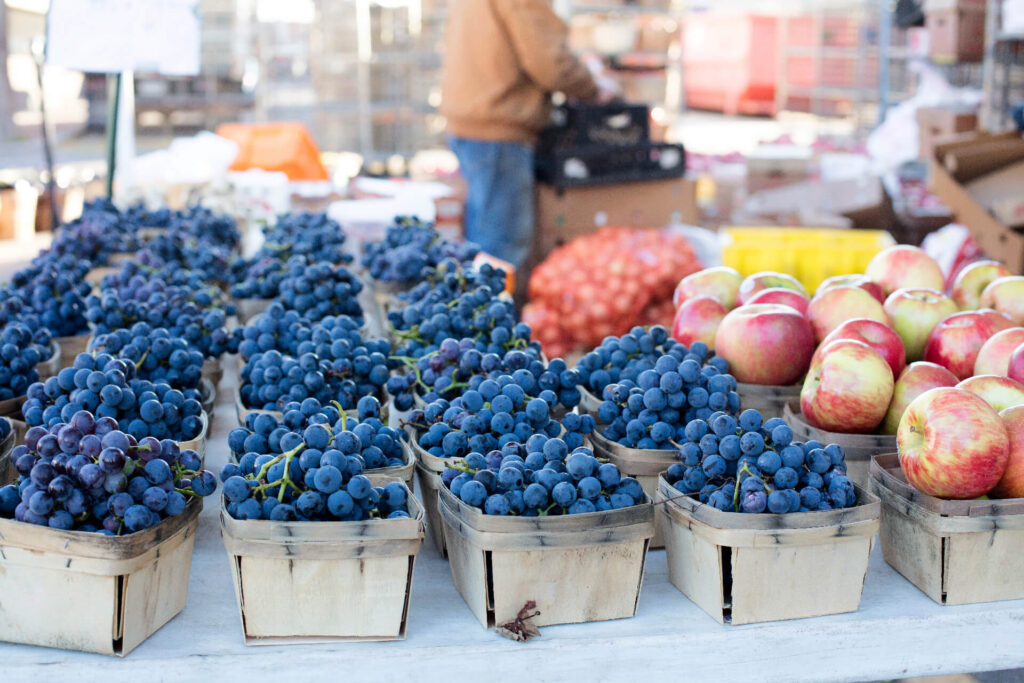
[3, 362, 1024, 683]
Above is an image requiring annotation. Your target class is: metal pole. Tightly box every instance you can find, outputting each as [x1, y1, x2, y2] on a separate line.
[105, 72, 122, 200]
[878, 0, 892, 126]
[33, 37, 58, 230]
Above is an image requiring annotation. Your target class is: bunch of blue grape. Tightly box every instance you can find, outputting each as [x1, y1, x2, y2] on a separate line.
[228, 255, 290, 300]
[136, 233, 235, 287]
[443, 439, 645, 516]
[664, 408, 857, 513]
[389, 282, 529, 359]
[229, 395, 404, 470]
[362, 218, 480, 282]
[45, 199, 140, 265]
[85, 268, 240, 358]
[277, 260, 364, 321]
[89, 323, 205, 391]
[220, 423, 412, 522]
[237, 304, 310, 361]
[239, 341, 390, 412]
[127, 205, 241, 251]
[264, 212, 350, 264]
[22, 353, 205, 442]
[387, 338, 568, 412]
[407, 376, 594, 460]
[576, 326, 693, 398]
[596, 344, 738, 449]
[0, 322, 55, 400]
[5, 259, 92, 338]
[0, 412, 216, 534]
[392, 258, 506, 310]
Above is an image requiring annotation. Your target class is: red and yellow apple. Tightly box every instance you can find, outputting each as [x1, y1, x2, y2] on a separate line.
[898, 387, 1009, 499]
[865, 245, 946, 296]
[736, 271, 808, 306]
[800, 339, 894, 433]
[881, 361, 959, 434]
[978, 308, 1014, 333]
[671, 295, 728, 347]
[991, 405, 1024, 498]
[817, 274, 885, 304]
[883, 288, 959, 362]
[1010, 344, 1024, 385]
[673, 266, 742, 309]
[957, 375, 1024, 413]
[713, 303, 814, 386]
[974, 328, 1024, 376]
[813, 318, 906, 379]
[922, 311, 1003, 380]
[950, 259, 1012, 311]
[980, 276, 1024, 325]
[806, 286, 889, 344]
[745, 287, 810, 315]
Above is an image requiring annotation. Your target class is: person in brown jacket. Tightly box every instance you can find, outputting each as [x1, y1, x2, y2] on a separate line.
[441, 0, 616, 272]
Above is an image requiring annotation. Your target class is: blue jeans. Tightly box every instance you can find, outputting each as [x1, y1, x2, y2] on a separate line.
[448, 136, 534, 271]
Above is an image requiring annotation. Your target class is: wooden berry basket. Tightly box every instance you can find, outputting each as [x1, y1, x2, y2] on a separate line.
[438, 484, 654, 628]
[53, 333, 91, 369]
[870, 453, 1024, 606]
[589, 429, 677, 549]
[199, 378, 217, 427]
[409, 433, 452, 557]
[0, 499, 202, 656]
[657, 475, 880, 625]
[0, 418, 14, 483]
[0, 394, 26, 420]
[577, 385, 603, 416]
[736, 381, 802, 420]
[34, 341, 62, 380]
[232, 297, 273, 324]
[202, 357, 224, 388]
[219, 491, 425, 644]
[783, 404, 896, 488]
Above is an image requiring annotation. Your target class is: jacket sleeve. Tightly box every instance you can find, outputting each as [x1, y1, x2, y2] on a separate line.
[496, 0, 600, 100]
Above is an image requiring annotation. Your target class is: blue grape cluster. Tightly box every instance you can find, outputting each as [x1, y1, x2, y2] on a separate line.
[85, 266, 241, 359]
[576, 326, 690, 398]
[0, 412, 215, 534]
[45, 199, 141, 265]
[130, 205, 240, 252]
[237, 304, 310, 361]
[229, 395, 404, 470]
[596, 344, 738, 449]
[386, 339, 566, 412]
[408, 378, 594, 460]
[220, 423, 412, 522]
[229, 256, 290, 300]
[665, 409, 856, 514]
[443, 440, 645, 516]
[89, 323, 205, 391]
[277, 260, 364, 321]
[0, 322, 54, 400]
[22, 353, 205, 442]
[6, 260, 92, 337]
[362, 217, 479, 282]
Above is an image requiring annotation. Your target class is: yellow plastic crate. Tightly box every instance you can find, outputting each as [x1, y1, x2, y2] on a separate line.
[721, 227, 896, 294]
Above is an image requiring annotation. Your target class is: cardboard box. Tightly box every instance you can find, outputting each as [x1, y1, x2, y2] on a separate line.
[965, 160, 1024, 227]
[533, 177, 698, 260]
[929, 132, 1024, 273]
[925, 0, 987, 63]
[746, 144, 813, 194]
[917, 106, 979, 160]
[743, 175, 892, 231]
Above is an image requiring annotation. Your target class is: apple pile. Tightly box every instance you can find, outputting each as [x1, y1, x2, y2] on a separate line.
[672, 245, 1024, 438]
[524, 228, 702, 358]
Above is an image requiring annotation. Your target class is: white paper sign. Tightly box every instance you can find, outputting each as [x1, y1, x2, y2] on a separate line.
[47, 0, 201, 76]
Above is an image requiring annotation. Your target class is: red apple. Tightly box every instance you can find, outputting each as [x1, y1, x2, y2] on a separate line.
[957, 375, 1024, 413]
[898, 387, 1009, 499]
[950, 259, 1012, 311]
[975, 328, 1024, 376]
[991, 405, 1024, 498]
[736, 271, 808, 306]
[673, 266, 742, 309]
[881, 361, 959, 434]
[883, 288, 959, 362]
[980, 276, 1024, 325]
[671, 295, 728, 347]
[713, 303, 814, 386]
[801, 339, 894, 433]
[813, 318, 906, 379]
[865, 245, 946, 296]
[817, 274, 885, 304]
[806, 286, 889, 344]
[1010, 344, 1024, 385]
[922, 311, 1003, 380]
[978, 308, 1014, 333]
[745, 287, 809, 315]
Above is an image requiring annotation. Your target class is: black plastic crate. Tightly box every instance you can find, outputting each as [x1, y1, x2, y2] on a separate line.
[538, 103, 651, 151]
[535, 142, 686, 188]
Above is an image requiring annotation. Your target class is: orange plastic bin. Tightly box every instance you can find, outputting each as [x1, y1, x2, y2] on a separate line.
[216, 122, 329, 181]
